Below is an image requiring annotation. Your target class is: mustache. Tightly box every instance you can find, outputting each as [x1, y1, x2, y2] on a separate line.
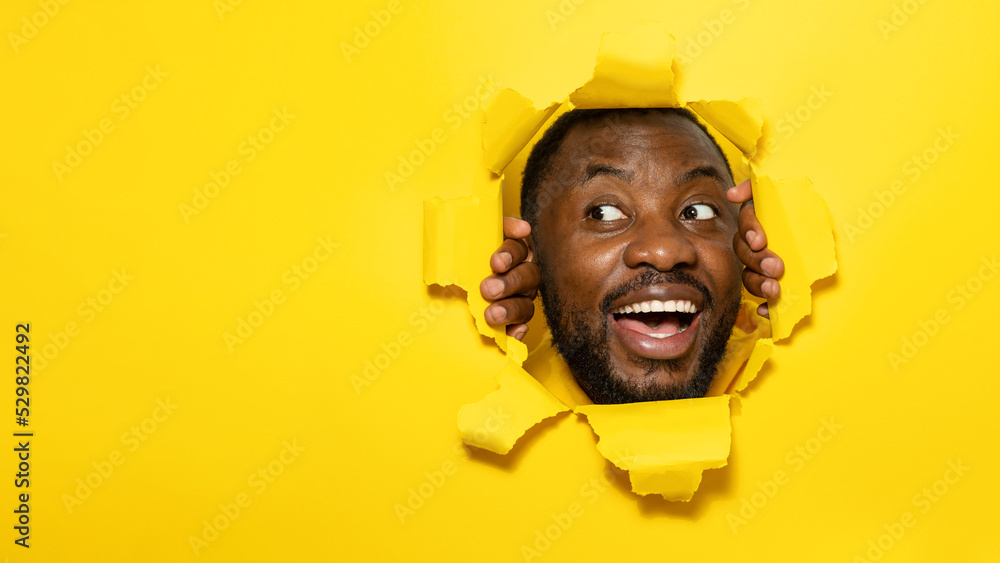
[599, 269, 713, 314]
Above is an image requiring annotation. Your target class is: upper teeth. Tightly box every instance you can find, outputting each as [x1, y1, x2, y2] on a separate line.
[614, 299, 698, 315]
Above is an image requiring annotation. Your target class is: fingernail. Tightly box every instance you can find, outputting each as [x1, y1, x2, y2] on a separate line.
[761, 257, 777, 276]
[483, 278, 503, 298]
[746, 230, 758, 245]
[499, 252, 512, 269]
[487, 305, 506, 324]
[764, 280, 780, 297]
[757, 303, 770, 318]
[513, 326, 528, 341]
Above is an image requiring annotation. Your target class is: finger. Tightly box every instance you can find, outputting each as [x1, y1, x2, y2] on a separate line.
[490, 237, 531, 274]
[485, 297, 535, 326]
[506, 323, 529, 341]
[734, 234, 785, 279]
[726, 179, 753, 204]
[742, 268, 781, 299]
[503, 217, 534, 263]
[737, 201, 768, 252]
[757, 303, 770, 319]
[502, 217, 531, 240]
[481, 262, 541, 301]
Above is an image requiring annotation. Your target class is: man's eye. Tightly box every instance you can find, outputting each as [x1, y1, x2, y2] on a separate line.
[589, 205, 627, 221]
[681, 203, 717, 221]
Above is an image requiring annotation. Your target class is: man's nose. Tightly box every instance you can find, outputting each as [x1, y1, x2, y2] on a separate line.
[622, 217, 698, 272]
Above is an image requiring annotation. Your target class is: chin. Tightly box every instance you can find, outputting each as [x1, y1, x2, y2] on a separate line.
[539, 269, 742, 405]
[556, 308, 737, 405]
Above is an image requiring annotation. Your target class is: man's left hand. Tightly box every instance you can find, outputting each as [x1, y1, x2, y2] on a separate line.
[727, 179, 784, 319]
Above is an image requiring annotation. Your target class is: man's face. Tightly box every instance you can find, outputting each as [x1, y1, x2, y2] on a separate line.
[532, 111, 743, 404]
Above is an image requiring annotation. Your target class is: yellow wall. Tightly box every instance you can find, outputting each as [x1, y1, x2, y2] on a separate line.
[1, 0, 997, 560]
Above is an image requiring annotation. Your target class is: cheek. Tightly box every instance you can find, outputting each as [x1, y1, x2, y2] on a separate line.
[543, 235, 621, 308]
[699, 239, 742, 297]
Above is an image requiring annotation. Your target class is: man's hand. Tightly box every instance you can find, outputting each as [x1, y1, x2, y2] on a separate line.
[480, 218, 541, 341]
[727, 179, 785, 319]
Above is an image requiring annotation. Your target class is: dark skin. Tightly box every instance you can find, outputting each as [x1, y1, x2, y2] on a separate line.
[481, 113, 783, 391]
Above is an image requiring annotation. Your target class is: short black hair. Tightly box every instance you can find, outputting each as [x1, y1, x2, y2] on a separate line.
[519, 107, 733, 226]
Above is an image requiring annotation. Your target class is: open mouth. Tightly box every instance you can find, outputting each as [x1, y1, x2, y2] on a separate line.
[611, 299, 698, 339]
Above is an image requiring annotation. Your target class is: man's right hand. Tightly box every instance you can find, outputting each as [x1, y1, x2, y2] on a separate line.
[480, 217, 541, 341]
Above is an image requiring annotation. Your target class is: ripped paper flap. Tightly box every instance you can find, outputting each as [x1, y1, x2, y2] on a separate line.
[571, 23, 680, 109]
[424, 175, 569, 453]
[688, 99, 763, 158]
[576, 395, 731, 501]
[458, 340, 570, 454]
[482, 88, 560, 175]
[751, 175, 837, 340]
[423, 181, 505, 348]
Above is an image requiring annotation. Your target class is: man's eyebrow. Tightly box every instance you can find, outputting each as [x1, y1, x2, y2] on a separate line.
[581, 163, 633, 184]
[675, 166, 730, 187]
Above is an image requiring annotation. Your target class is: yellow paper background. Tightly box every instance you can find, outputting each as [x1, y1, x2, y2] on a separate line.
[1, 0, 998, 561]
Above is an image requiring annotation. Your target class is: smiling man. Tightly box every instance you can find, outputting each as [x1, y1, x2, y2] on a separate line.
[479, 107, 783, 404]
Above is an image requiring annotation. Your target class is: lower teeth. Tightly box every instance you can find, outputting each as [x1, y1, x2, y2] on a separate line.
[647, 326, 686, 339]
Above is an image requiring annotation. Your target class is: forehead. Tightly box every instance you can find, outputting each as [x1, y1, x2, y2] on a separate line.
[552, 111, 726, 174]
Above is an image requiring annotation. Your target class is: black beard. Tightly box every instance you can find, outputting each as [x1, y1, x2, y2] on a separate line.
[539, 267, 741, 405]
